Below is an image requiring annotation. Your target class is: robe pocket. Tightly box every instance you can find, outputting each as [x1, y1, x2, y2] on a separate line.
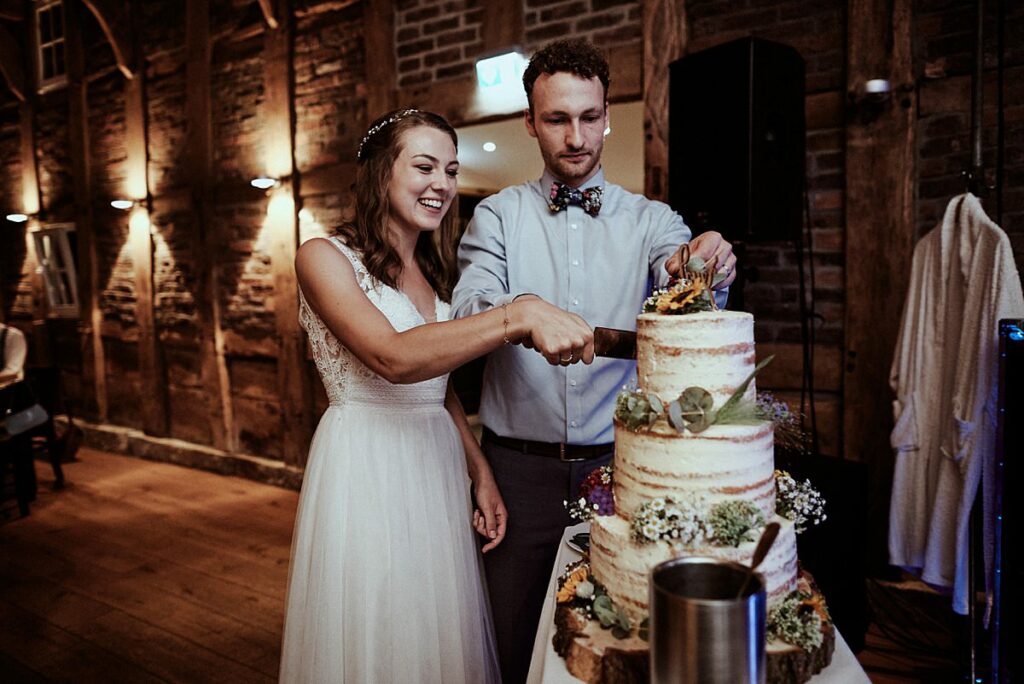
[890, 393, 920, 453]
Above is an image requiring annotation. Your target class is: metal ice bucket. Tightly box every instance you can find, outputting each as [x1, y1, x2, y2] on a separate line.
[650, 557, 766, 684]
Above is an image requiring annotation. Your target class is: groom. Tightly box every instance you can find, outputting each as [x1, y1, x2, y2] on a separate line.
[451, 38, 736, 683]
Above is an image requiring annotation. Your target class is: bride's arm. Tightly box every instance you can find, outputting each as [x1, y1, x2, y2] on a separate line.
[296, 237, 593, 384]
[445, 381, 506, 552]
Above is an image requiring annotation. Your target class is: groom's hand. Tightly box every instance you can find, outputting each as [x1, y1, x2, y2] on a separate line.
[473, 479, 508, 553]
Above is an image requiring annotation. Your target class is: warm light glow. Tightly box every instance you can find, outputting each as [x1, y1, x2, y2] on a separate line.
[483, 141, 497, 152]
[6, 213, 28, 223]
[267, 188, 294, 224]
[129, 205, 151, 239]
[251, 177, 278, 190]
[111, 199, 134, 210]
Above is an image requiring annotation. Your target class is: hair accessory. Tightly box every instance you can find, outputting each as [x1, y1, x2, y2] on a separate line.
[357, 108, 420, 160]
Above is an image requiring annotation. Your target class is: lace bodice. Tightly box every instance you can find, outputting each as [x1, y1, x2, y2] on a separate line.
[298, 237, 450, 408]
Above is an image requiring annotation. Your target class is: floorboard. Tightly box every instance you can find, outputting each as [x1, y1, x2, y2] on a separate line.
[0, 448, 963, 682]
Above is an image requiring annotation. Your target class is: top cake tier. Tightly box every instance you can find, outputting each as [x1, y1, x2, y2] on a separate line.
[636, 310, 756, 406]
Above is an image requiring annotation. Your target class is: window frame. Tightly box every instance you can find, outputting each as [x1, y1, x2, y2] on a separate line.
[35, 0, 68, 94]
[32, 223, 79, 318]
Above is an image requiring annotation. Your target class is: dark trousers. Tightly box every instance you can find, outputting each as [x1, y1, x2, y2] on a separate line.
[481, 435, 613, 684]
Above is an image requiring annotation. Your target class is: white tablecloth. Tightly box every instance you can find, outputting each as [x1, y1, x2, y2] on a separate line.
[526, 523, 871, 684]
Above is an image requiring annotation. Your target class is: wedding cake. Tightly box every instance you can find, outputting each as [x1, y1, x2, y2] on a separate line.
[553, 273, 833, 684]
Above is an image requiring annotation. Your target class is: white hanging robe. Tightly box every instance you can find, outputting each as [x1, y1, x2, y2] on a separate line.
[888, 193, 1024, 614]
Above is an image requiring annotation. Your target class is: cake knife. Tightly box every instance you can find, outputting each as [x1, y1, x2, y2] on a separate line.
[593, 326, 637, 359]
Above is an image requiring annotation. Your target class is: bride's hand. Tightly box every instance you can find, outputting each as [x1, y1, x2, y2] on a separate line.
[472, 477, 508, 553]
[513, 297, 594, 366]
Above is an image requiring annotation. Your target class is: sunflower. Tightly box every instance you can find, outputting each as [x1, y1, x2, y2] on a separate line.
[556, 566, 590, 604]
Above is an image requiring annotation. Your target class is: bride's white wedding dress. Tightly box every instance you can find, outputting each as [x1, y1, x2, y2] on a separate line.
[279, 237, 500, 684]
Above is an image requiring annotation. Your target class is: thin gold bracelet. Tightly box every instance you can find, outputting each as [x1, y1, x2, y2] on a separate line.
[502, 302, 512, 344]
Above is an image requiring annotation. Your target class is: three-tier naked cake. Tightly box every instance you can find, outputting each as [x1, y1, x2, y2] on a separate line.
[553, 285, 834, 684]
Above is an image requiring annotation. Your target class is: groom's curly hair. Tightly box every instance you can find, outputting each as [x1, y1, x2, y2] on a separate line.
[523, 39, 610, 112]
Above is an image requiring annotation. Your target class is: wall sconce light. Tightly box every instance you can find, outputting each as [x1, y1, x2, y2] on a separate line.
[6, 213, 29, 223]
[849, 78, 912, 125]
[251, 176, 279, 190]
[111, 199, 135, 210]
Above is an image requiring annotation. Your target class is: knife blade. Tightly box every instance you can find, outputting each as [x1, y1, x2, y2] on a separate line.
[593, 326, 637, 359]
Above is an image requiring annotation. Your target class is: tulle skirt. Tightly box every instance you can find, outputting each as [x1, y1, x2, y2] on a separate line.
[279, 403, 501, 684]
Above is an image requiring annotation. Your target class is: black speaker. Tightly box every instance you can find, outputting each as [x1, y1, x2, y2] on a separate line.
[668, 38, 806, 243]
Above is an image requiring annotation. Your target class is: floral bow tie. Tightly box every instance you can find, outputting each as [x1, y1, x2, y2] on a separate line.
[548, 182, 603, 217]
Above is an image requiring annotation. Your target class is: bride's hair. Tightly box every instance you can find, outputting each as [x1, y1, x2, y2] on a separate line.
[338, 109, 460, 302]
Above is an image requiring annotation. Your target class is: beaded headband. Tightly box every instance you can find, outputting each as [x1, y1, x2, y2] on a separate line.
[356, 108, 420, 161]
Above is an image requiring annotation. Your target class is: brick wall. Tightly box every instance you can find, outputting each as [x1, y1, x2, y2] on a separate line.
[294, 3, 367, 171]
[35, 93, 73, 222]
[523, 0, 641, 53]
[0, 113, 23, 317]
[394, 0, 484, 87]
[146, 53, 189, 195]
[151, 205, 198, 336]
[914, 1, 1024, 268]
[87, 72, 127, 201]
[393, 0, 644, 88]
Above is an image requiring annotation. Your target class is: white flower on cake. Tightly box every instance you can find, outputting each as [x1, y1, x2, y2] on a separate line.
[775, 470, 827, 534]
[631, 496, 710, 545]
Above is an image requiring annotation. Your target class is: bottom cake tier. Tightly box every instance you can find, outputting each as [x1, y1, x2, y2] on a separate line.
[590, 512, 800, 623]
[553, 570, 835, 684]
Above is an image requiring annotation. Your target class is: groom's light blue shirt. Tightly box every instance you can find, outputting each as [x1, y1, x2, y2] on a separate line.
[451, 168, 696, 445]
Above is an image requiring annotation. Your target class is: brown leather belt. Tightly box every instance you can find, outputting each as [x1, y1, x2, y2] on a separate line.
[483, 427, 613, 463]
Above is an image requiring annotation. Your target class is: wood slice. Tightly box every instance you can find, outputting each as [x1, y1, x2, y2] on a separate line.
[553, 577, 835, 683]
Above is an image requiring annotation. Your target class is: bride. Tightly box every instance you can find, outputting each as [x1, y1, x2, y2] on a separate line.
[279, 108, 594, 683]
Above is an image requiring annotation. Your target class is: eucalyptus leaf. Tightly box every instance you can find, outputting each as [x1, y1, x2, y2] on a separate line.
[686, 255, 706, 273]
[712, 270, 728, 286]
[593, 595, 617, 627]
[679, 387, 713, 413]
[638, 617, 650, 642]
[667, 400, 686, 432]
[648, 393, 664, 415]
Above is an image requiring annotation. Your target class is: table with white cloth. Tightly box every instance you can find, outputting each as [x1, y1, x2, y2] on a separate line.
[526, 523, 871, 684]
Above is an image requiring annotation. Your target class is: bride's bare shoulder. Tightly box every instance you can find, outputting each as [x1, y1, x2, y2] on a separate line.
[295, 237, 360, 292]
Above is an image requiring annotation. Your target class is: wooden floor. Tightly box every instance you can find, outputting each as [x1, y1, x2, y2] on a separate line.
[1, 448, 959, 683]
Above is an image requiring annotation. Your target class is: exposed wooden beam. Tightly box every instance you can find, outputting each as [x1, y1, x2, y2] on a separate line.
[82, 0, 135, 79]
[187, 0, 234, 452]
[843, 0, 915, 558]
[124, 70, 168, 437]
[0, 0, 23, 21]
[481, 0, 522, 53]
[66, 0, 108, 422]
[294, 0, 358, 17]
[364, 0, 396, 117]
[642, 0, 687, 202]
[0, 25, 25, 101]
[263, 4, 312, 467]
[256, 0, 278, 29]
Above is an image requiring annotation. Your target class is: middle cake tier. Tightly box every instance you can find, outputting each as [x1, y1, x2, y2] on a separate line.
[613, 419, 777, 520]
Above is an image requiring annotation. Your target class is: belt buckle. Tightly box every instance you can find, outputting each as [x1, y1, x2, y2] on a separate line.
[559, 443, 585, 463]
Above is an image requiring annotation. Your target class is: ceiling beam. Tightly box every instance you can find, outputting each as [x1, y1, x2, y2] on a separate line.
[82, 0, 135, 79]
[256, 0, 278, 29]
[0, 24, 25, 100]
[0, 0, 24, 21]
